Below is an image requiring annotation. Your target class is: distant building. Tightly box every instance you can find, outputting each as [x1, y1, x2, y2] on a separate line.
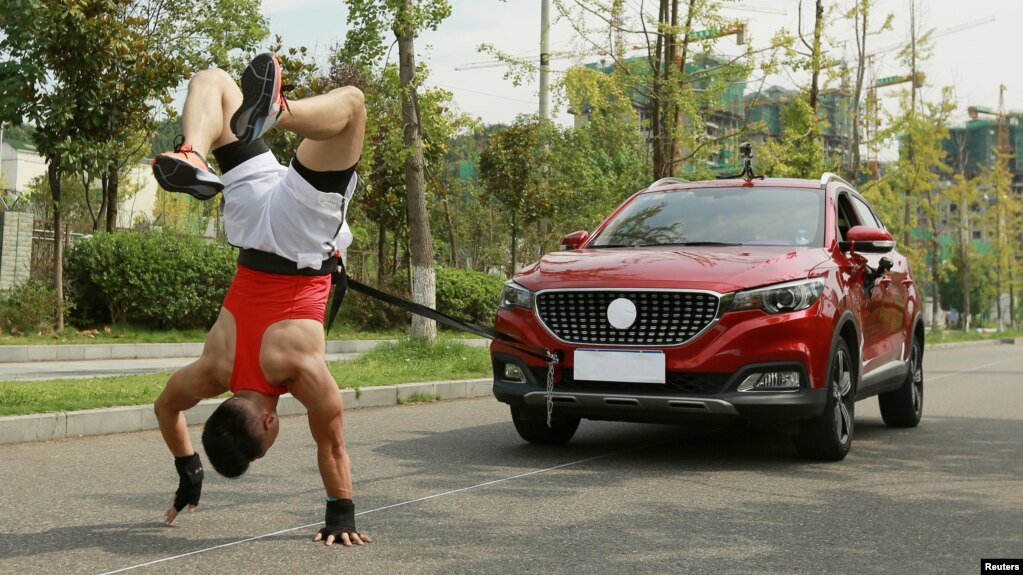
[0, 136, 158, 228]
[573, 59, 854, 175]
[744, 85, 852, 164]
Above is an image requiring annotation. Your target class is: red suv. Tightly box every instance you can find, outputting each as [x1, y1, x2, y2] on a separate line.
[490, 172, 924, 460]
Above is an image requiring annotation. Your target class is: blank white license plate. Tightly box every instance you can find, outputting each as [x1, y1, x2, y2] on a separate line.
[574, 349, 666, 384]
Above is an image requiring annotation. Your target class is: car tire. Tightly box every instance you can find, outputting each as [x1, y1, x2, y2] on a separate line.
[511, 407, 580, 445]
[878, 335, 923, 428]
[794, 338, 854, 461]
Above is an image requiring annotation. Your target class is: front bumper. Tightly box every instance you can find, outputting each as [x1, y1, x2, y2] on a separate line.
[492, 351, 828, 423]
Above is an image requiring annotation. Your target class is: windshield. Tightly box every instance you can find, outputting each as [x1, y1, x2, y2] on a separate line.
[589, 186, 824, 248]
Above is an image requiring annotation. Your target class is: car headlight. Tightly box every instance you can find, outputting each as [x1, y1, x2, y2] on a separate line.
[730, 278, 825, 314]
[500, 281, 535, 310]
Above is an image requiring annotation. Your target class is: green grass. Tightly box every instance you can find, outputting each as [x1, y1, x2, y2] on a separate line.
[327, 338, 491, 388]
[925, 328, 1022, 344]
[0, 322, 480, 345]
[0, 339, 491, 416]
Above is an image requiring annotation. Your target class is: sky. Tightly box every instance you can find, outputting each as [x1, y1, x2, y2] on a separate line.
[260, 0, 1019, 134]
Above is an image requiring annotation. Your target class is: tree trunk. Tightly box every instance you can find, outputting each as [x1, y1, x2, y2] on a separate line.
[930, 238, 941, 330]
[443, 197, 457, 267]
[48, 160, 64, 332]
[903, 0, 918, 248]
[808, 0, 824, 112]
[106, 162, 119, 232]
[510, 210, 518, 275]
[960, 194, 972, 332]
[849, 0, 869, 181]
[377, 224, 387, 286]
[397, 1, 437, 341]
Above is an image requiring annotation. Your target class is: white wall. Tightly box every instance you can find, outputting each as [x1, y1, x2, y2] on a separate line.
[0, 142, 48, 194]
[0, 144, 158, 227]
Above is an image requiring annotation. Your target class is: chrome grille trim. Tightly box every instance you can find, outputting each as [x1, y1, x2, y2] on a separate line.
[534, 288, 723, 347]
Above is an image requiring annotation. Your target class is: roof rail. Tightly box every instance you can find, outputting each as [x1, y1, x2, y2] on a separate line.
[648, 177, 690, 188]
[820, 172, 853, 190]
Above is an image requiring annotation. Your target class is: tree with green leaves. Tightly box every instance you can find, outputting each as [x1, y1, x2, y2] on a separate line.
[1, 0, 266, 330]
[979, 149, 1023, 330]
[843, 0, 893, 182]
[341, 0, 453, 340]
[479, 117, 567, 273]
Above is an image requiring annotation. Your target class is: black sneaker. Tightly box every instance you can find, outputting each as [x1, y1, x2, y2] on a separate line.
[231, 53, 290, 143]
[150, 138, 224, 201]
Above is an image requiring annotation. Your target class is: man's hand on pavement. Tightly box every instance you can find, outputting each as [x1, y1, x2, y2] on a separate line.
[312, 498, 371, 547]
[165, 453, 204, 525]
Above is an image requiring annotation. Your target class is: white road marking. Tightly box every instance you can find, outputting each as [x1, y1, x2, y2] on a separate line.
[926, 356, 1022, 383]
[96, 450, 629, 574]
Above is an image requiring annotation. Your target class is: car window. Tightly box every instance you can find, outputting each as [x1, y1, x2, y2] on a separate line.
[836, 195, 854, 240]
[590, 187, 824, 247]
[849, 195, 882, 229]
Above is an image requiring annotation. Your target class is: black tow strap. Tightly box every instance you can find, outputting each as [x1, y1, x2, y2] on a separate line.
[326, 266, 552, 362]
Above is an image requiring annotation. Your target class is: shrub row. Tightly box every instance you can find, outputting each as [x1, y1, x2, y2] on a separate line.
[3, 230, 507, 334]
[65, 230, 236, 329]
[333, 267, 506, 331]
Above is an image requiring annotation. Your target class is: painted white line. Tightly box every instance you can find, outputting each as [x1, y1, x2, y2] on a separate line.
[96, 450, 626, 575]
[926, 357, 1022, 383]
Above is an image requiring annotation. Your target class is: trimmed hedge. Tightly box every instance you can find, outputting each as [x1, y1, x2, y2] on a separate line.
[335, 267, 505, 331]
[65, 230, 236, 329]
[0, 280, 63, 334]
[435, 267, 505, 325]
[62, 231, 503, 333]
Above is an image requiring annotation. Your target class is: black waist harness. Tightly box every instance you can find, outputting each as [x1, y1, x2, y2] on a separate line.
[237, 248, 338, 276]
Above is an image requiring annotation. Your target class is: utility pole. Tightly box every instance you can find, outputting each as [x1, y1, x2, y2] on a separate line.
[539, 0, 550, 120]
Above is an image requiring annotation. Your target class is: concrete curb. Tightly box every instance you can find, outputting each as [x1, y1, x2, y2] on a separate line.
[0, 378, 494, 446]
[0, 338, 489, 363]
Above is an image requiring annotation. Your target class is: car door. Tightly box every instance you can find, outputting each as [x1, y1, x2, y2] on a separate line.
[836, 191, 887, 374]
[848, 193, 907, 367]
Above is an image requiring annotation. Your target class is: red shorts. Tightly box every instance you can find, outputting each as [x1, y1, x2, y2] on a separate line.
[222, 265, 331, 396]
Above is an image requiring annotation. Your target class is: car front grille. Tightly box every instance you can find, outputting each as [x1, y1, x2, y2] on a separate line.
[535, 290, 720, 346]
[529, 367, 729, 395]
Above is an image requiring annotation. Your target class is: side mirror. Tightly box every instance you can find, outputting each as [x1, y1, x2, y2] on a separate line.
[840, 225, 895, 254]
[560, 230, 589, 251]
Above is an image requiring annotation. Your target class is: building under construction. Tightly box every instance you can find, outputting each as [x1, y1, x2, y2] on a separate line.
[575, 56, 853, 175]
[944, 116, 1023, 188]
[744, 86, 852, 163]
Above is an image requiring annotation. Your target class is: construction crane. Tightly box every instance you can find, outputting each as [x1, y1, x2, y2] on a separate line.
[454, 25, 746, 71]
[968, 85, 1023, 159]
[864, 71, 925, 176]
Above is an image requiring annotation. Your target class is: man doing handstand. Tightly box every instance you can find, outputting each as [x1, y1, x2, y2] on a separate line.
[151, 52, 366, 547]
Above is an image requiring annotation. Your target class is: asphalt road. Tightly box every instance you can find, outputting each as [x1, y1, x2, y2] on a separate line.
[0, 344, 1020, 575]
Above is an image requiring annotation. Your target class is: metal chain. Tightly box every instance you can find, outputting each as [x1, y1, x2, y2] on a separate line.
[545, 351, 558, 428]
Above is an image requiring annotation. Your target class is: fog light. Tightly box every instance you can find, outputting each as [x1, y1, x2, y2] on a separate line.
[503, 363, 526, 383]
[738, 370, 800, 392]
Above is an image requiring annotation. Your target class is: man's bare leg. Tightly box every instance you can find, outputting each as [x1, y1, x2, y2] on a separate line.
[280, 87, 366, 172]
[151, 68, 243, 200]
[179, 68, 243, 157]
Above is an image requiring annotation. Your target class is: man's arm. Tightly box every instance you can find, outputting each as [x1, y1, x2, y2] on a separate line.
[291, 360, 366, 546]
[154, 315, 232, 524]
[267, 319, 366, 546]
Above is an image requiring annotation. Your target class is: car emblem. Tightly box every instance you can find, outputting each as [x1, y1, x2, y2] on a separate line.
[607, 297, 637, 329]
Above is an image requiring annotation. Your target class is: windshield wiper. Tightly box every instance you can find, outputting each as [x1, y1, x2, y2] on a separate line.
[638, 241, 743, 247]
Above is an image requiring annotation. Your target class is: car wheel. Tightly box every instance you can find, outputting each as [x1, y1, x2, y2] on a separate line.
[878, 336, 923, 428]
[794, 338, 854, 461]
[511, 407, 580, 445]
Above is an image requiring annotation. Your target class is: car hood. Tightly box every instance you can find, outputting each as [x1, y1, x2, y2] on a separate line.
[514, 245, 833, 294]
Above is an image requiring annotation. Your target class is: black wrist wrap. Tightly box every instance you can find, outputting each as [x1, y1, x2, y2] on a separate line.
[324, 499, 356, 532]
[173, 453, 204, 512]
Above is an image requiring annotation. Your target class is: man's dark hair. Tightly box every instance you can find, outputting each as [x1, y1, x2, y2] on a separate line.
[201, 397, 262, 478]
